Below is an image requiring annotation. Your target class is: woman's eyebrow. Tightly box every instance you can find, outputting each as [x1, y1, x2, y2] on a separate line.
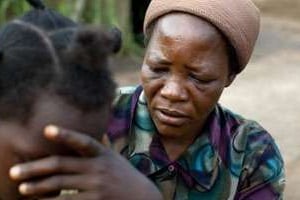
[185, 64, 199, 72]
[184, 62, 208, 73]
[147, 52, 171, 65]
[157, 58, 172, 65]
[184, 63, 215, 76]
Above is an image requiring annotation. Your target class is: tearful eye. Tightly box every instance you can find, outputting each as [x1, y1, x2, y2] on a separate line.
[146, 58, 170, 75]
[147, 62, 169, 74]
[151, 67, 168, 74]
[189, 73, 214, 84]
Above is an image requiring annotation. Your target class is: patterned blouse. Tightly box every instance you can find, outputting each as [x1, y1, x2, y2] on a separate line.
[107, 86, 285, 200]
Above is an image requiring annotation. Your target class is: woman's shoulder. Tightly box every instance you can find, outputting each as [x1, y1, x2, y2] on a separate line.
[217, 106, 285, 198]
[218, 105, 271, 138]
[217, 105, 280, 155]
[220, 106, 274, 142]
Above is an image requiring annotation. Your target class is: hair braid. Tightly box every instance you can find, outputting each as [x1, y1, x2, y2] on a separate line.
[0, 21, 59, 121]
[12, 20, 61, 74]
[0, 3, 122, 122]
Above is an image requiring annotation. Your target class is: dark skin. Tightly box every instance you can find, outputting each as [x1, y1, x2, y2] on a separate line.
[141, 13, 235, 160]
[10, 127, 162, 200]
[2, 92, 162, 200]
[9, 13, 236, 199]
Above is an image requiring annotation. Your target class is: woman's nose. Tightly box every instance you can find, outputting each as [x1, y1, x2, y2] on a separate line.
[160, 79, 188, 102]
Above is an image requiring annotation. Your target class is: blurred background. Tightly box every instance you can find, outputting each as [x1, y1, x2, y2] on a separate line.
[0, 0, 299, 199]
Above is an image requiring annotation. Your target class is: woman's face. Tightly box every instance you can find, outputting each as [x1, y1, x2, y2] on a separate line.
[141, 13, 234, 142]
[0, 93, 109, 200]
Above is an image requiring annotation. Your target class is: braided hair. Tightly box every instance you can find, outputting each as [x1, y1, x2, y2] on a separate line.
[21, 0, 77, 31]
[0, 0, 121, 122]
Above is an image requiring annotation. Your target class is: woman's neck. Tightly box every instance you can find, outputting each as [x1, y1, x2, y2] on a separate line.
[161, 136, 196, 161]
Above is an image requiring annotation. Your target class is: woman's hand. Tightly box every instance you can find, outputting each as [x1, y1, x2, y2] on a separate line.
[9, 125, 162, 200]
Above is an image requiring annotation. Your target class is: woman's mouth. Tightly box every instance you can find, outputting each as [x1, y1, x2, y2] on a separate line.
[154, 108, 190, 127]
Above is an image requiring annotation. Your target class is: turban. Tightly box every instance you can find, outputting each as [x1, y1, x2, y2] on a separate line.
[144, 0, 260, 73]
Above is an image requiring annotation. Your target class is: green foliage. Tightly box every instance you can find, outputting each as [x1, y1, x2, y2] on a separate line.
[0, 0, 30, 23]
[0, 0, 107, 24]
[0, 0, 143, 55]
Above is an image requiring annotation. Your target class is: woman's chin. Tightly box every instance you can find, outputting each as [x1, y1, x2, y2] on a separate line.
[155, 122, 187, 140]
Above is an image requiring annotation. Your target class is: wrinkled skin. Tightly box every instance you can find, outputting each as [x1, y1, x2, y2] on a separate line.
[140, 13, 235, 160]
[0, 93, 161, 200]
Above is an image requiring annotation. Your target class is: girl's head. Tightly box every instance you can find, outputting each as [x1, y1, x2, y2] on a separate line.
[0, 19, 120, 124]
[0, 0, 121, 199]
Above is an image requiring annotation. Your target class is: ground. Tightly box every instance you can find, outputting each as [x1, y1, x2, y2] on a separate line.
[112, 14, 300, 199]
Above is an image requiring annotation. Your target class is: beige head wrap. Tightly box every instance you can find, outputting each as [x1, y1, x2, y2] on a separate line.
[144, 0, 260, 73]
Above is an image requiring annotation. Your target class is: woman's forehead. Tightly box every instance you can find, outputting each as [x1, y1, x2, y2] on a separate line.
[153, 13, 222, 43]
[146, 13, 228, 66]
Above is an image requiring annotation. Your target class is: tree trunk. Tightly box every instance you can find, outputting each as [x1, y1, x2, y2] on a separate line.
[95, 0, 139, 55]
[115, 0, 134, 54]
[71, 0, 86, 21]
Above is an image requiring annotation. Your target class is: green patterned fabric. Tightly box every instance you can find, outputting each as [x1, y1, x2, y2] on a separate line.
[107, 86, 285, 200]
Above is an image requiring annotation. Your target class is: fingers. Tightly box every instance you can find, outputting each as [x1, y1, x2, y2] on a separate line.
[44, 125, 106, 157]
[10, 156, 89, 181]
[40, 192, 103, 200]
[18, 175, 95, 197]
[100, 133, 111, 148]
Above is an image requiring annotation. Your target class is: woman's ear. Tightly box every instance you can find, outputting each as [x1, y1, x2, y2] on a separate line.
[225, 73, 236, 87]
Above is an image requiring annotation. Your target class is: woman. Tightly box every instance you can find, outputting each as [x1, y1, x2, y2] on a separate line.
[12, 0, 285, 199]
[107, 1, 285, 199]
